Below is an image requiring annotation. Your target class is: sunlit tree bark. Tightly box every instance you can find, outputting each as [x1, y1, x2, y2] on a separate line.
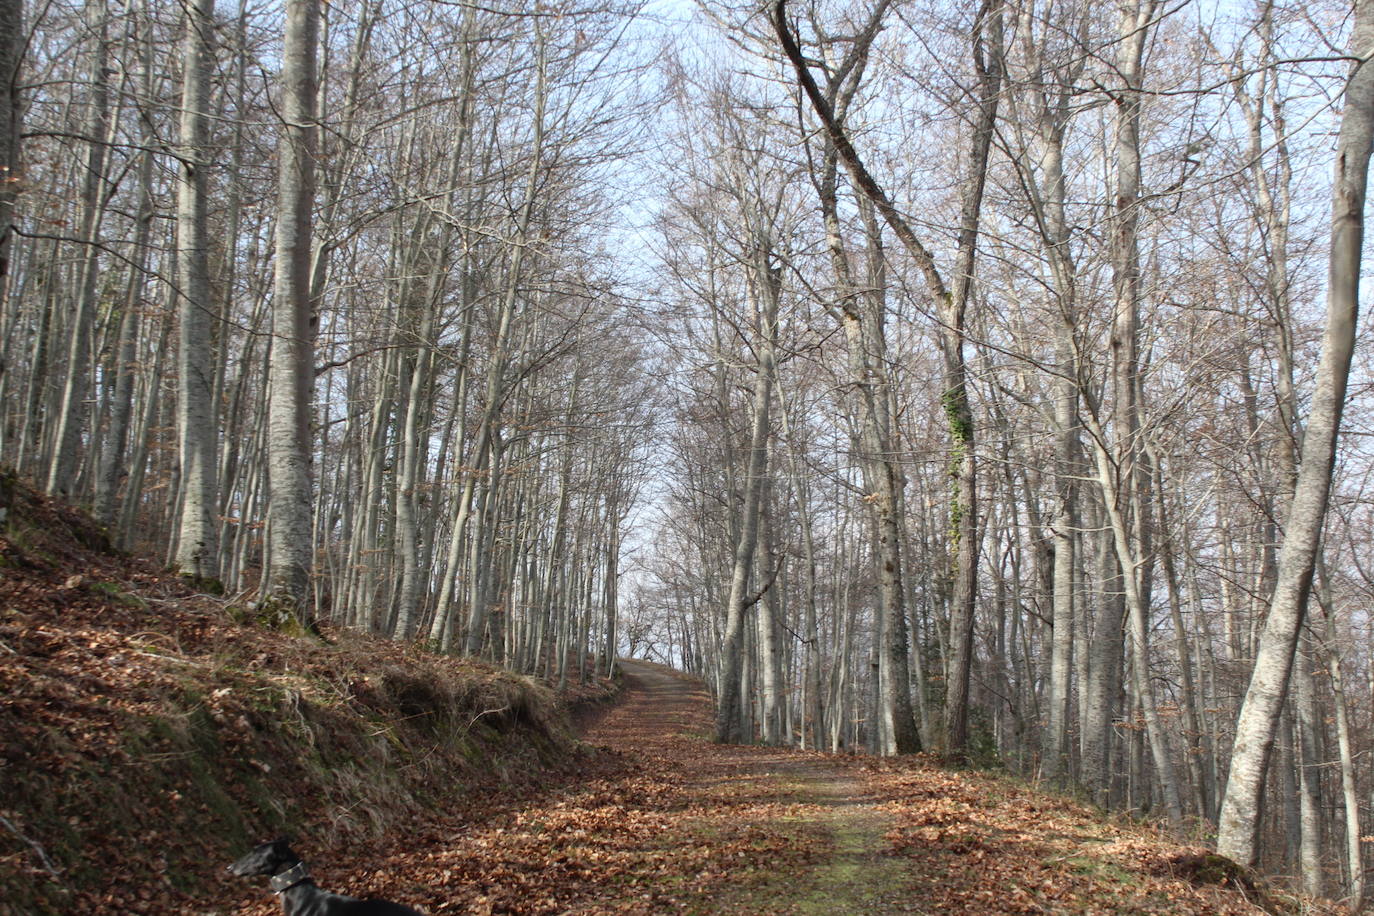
[264, 0, 320, 612]
[173, 0, 219, 581]
[1216, 0, 1374, 869]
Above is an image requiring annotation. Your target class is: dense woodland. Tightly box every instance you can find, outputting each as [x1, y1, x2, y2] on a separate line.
[4, 0, 1374, 904]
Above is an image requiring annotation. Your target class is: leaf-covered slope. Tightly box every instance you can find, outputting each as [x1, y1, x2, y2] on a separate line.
[0, 471, 596, 915]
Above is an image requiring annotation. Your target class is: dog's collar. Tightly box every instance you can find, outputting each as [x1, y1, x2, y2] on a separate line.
[269, 862, 311, 894]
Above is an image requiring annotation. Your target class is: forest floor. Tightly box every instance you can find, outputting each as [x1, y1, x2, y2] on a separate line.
[0, 472, 1332, 915]
[220, 660, 1299, 915]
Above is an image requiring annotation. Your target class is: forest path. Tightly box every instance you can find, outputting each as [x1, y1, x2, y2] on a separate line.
[227, 660, 1265, 915]
[576, 659, 917, 913]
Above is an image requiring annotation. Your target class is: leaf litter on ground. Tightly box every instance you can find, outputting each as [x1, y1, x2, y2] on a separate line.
[0, 478, 1346, 915]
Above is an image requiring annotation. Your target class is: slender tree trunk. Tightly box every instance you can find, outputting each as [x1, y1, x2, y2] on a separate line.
[119, 299, 173, 549]
[1017, 32, 1085, 782]
[47, 0, 111, 498]
[779, 396, 823, 750]
[1291, 641, 1323, 896]
[0, 0, 20, 286]
[775, 0, 998, 754]
[1081, 424, 1184, 826]
[1316, 584, 1364, 910]
[1157, 474, 1213, 820]
[1216, 0, 1374, 867]
[602, 504, 620, 678]
[1081, 504, 1124, 807]
[392, 305, 435, 639]
[94, 52, 157, 526]
[758, 479, 782, 745]
[715, 243, 779, 745]
[940, 0, 1002, 757]
[173, 0, 219, 580]
[263, 0, 320, 613]
[458, 25, 547, 655]
[815, 141, 922, 754]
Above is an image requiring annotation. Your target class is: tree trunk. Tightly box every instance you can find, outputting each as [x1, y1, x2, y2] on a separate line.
[940, 0, 1002, 757]
[1081, 506, 1125, 807]
[775, 0, 999, 755]
[263, 0, 320, 613]
[1317, 583, 1364, 910]
[758, 479, 782, 745]
[1216, 0, 1374, 867]
[0, 0, 20, 285]
[714, 244, 778, 745]
[1291, 641, 1323, 897]
[46, 0, 111, 498]
[173, 0, 219, 581]
[94, 43, 157, 527]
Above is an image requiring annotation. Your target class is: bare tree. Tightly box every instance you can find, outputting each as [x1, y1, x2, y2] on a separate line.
[0, 0, 19, 284]
[714, 229, 780, 745]
[1216, 0, 1374, 871]
[45, 0, 112, 498]
[173, 0, 219, 581]
[264, 0, 320, 613]
[774, 0, 1003, 756]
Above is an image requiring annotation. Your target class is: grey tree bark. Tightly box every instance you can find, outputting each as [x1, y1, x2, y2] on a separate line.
[714, 238, 779, 745]
[263, 0, 320, 613]
[1007, 0, 1086, 786]
[758, 478, 783, 744]
[46, 0, 111, 498]
[803, 13, 922, 753]
[454, 24, 547, 655]
[94, 27, 159, 528]
[1085, 0, 1186, 828]
[1316, 579, 1364, 910]
[775, 0, 1000, 755]
[0, 0, 20, 285]
[940, 0, 1003, 757]
[173, 0, 219, 581]
[1216, 0, 1374, 868]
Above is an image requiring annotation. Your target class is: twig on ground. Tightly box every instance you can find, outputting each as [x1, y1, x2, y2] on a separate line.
[0, 814, 65, 881]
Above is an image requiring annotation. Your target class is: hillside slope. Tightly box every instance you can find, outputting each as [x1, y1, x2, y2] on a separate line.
[0, 472, 606, 915]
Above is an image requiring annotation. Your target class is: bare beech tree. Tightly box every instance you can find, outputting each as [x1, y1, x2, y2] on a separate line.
[0, 0, 19, 284]
[45, 0, 112, 498]
[774, 0, 1003, 756]
[264, 0, 320, 613]
[1217, 0, 1374, 873]
[173, 0, 219, 581]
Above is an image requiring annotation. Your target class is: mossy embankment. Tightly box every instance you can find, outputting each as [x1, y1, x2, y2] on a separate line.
[0, 472, 612, 915]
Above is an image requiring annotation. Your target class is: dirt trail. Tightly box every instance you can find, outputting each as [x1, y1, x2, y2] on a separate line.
[223, 660, 1270, 915]
[582, 660, 917, 913]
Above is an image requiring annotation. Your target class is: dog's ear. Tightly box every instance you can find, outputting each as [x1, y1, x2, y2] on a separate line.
[274, 834, 295, 848]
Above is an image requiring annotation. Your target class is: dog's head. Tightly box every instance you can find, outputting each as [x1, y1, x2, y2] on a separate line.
[228, 837, 299, 877]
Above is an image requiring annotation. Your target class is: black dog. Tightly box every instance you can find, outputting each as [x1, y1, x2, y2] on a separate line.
[229, 838, 425, 916]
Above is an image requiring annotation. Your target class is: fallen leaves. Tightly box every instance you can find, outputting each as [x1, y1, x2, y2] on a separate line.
[0, 479, 1345, 915]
